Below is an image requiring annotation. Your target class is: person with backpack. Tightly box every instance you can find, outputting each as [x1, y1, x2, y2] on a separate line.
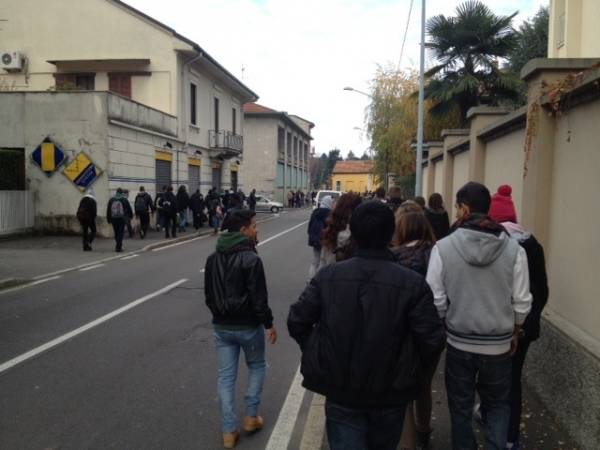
[488, 185, 549, 450]
[176, 185, 190, 232]
[158, 186, 177, 238]
[76, 188, 97, 251]
[288, 201, 445, 450]
[204, 209, 277, 449]
[107, 188, 133, 252]
[426, 182, 533, 450]
[134, 186, 155, 239]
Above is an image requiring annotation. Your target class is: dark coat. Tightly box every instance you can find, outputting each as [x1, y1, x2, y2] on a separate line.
[176, 190, 190, 212]
[106, 196, 133, 223]
[425, 208, 450, 240]
[287, 249, 445, 409]
[204, 240, 274, 329]
[307, 207, 330, 249]
[391, 242, 434, 277]
[159, 192, 177, 217]
[77, 196, 97, 223]
[134, 192, 154, 215]
[519, 235, 549, 341]
[189, 193, 204, 213]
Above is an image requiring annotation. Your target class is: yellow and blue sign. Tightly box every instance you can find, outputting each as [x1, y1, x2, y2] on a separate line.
[31, 138, 66, 176]
[63, 152, 102, 191]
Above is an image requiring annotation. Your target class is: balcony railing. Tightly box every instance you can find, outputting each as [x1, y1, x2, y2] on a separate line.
[209, 130, 243, 153]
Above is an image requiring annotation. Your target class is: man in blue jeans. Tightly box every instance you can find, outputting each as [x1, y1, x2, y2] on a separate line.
[426, 182, 532, 450]
[288, 201, 445, 450]
[205, 209, 277, 448]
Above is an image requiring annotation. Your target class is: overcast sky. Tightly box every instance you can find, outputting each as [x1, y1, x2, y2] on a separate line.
[124, 0, 548, 157]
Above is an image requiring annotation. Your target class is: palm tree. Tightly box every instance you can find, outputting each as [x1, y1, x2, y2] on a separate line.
[424, 0, 521, 124]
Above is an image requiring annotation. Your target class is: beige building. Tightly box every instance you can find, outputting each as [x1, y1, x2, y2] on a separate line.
[0, 0, 257, 233]
[242, 103, 313, 203]
[548, 0, 600, 58]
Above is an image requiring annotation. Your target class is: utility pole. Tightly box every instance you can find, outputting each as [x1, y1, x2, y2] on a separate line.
[415, 0, 426, 197]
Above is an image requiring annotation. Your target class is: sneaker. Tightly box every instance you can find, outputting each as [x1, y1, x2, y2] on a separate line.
[223, 431, 240, 449]
[243, 416, 264, 432]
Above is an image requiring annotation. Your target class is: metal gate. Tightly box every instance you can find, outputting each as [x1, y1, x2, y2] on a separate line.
[212, 167, 222, 192]
[155, 159, 172, 191]
[188, 165, 200, 193]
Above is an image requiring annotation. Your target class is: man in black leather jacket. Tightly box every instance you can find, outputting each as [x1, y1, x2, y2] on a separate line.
[204, 209, 277, 449]
[288, 201, 445, 450]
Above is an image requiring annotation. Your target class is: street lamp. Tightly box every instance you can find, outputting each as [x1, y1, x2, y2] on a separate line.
[343, 86, 374, 99]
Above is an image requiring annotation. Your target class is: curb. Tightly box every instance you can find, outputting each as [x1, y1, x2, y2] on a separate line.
[1, 214, 281, 291]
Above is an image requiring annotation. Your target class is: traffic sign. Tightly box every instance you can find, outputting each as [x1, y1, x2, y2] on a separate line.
[31, 137, 66, 176]
[63, 151, 102, 191]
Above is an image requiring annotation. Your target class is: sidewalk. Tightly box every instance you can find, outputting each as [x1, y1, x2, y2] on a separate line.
[0, 225, 210, 286]
[318, 354, 579, 450]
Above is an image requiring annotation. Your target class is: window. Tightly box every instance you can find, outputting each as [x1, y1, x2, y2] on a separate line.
[277, 127, 285, 157]
[287, 132, 292, 158]
[214, 97, 220, 132]
[0, 148, 25, 190]
[190, 83, 197, 125]
[232, 108, 237, 134]
[109, 74, 132, 98]
[55, 73, 95, 91]
[336, 180, 341, 191]
[556, 0, 566, 48]
[293, 136, 298, 165]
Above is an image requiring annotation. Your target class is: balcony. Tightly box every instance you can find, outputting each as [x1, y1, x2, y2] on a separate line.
[209, 130, 243, 157]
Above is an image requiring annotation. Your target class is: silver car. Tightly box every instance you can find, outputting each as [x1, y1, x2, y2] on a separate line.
[255, 196, 284, 214]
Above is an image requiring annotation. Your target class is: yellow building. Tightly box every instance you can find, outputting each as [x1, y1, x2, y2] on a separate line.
[548, 0, 600, 58]
[331, 160, 375, 193]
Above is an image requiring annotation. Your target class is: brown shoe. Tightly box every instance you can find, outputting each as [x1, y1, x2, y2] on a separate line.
[243, 416, 264, 432]
[223, 431, 239, 448]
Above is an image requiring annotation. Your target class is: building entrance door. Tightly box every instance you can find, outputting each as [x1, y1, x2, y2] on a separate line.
[212, 167, 222, 192]
[230, 171, 238, 192]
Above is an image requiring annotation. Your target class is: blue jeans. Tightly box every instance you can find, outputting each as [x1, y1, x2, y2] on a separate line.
[178, 210, 187, 230]
[325, 399, 407, 450]
[445, 345, 511, 450]
[214, 326, 266, 433]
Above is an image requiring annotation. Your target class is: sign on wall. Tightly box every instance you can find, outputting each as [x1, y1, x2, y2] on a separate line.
[62, 151, 102, 191]
[31, 137, 67, 176]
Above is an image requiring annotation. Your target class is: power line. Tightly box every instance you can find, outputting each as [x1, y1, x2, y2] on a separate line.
[396, 0, 415, 72]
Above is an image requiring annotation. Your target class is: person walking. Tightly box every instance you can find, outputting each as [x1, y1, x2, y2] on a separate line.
[426, 182, 533, 450]
[107, 188, 133, 252]
[391, 206, 441, 450]
[307, 195, 333, 279]
[374, 186, 387, 203]
[207, 188, 223, 235]
[319, 192, 362, 268]
[288, 201, 445, 450]
[287, 190, 294, 208]
[176, 185, 190, 232]
[134, 186, 155, 239]
[158, 186, 177, 238]
[204, 209, 277, 449]
[76, 188, 97, 251]
[154, 185, 167, 231]
[123, 189, 134, 238]
[387, 186, 405, 212]
[424, 193, 450, 240]
[248, 189, 257, 212]
[190, 189, 205, 230]
[489, 185, 549, 450]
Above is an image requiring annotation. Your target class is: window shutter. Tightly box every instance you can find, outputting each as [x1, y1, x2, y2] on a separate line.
[109, 74, 132, 98]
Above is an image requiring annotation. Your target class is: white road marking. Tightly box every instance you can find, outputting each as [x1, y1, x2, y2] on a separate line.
[0, 278, 188, 375]
[120, 254, 139, 260]
[257, 221, 308, 247]
[152, 234, 211, 252]
[78, 263, 105, 272]
[265, 366, 306, 450]
[299, 394, 326, 450]
[29, 276, 62, 285]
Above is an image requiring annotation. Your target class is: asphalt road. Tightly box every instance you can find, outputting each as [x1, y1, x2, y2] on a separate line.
[0, 209, 313, 450]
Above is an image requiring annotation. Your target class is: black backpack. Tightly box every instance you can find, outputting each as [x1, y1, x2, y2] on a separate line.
[134, 194, 147, 213]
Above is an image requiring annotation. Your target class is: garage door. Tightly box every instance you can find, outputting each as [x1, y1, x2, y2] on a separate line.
[188, 165, 200, 193]
[155, 159, 171, 192]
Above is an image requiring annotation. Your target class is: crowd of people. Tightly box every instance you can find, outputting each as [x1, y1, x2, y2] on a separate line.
[203, 181, 547, 450]
[287, 189, 311, 208]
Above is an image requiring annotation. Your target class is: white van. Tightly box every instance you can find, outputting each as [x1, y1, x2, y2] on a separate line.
[313, 190, 343, 209]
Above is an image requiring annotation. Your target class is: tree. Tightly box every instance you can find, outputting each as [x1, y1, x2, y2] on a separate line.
[360, 152, 371, 160]
[425, 0, 521, 123]
[366, 67, 460, 181]
[346, 150, 359, 161]
[508, 6, 549, 74]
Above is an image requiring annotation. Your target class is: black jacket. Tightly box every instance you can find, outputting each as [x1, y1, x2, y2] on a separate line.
[287, 249, 445, 409]
[189, 193, 205, 212]
[176, 190, 190, 212]
[106, 196, 133, 223]
[307, 207, 330, 249]
[519, 235, 549, 341]
[159, 192, 177, 216]
[77, 196, 97, 223]
[134, 192, 154, 215]
[425, 208, 450, 240]
[205, 240, 274, 329]
[392, 242, 433, 277]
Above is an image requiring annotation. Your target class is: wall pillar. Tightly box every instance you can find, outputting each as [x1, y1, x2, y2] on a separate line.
[441, 129, 469, 207]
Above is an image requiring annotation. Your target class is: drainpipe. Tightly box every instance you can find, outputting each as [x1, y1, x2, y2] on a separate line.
[179, 50, 203, 188]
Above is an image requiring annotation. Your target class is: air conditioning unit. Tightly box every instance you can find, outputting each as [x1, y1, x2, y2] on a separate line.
[1, 51, 25, 72]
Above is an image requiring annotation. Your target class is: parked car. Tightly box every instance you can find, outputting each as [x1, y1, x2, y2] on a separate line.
[313, 190, 342, 209]
[255, 196, 284, 214]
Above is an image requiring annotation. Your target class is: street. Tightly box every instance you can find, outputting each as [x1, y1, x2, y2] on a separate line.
[0, 210, 313, 450]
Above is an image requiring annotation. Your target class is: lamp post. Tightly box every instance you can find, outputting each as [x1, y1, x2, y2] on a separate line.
[344, 87, 390, 190]
[415, 0, 426, 197]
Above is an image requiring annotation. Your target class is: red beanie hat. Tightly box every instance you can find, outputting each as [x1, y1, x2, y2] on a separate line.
[489, 184, 517, 223]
